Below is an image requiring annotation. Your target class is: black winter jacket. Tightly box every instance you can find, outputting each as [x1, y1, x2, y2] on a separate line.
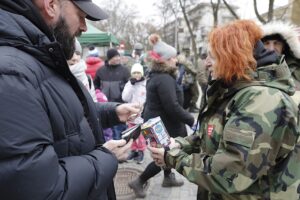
[0, 1, 119, 200]
[143, 70, 194, 137]
[94, 63, 130, 102]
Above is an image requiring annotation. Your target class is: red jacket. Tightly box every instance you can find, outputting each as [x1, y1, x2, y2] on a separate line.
[85, 57, 104, 79]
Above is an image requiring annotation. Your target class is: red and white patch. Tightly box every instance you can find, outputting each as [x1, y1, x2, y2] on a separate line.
[207, 124, 214, 138]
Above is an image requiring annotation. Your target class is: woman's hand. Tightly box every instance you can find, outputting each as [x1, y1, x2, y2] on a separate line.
[169, 137, 181, 149]
[148, 137, 181, 166]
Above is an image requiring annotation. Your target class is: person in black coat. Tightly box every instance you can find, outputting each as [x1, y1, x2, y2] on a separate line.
[94, 48, 131, 140]
[129, 34, 194, 198]
[0, 1, 140, 200]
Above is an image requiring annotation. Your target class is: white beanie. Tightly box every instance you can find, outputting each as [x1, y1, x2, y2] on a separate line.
[148, 34, 177, 60]
[88, 47, 99, 57]
[131, 63, 144, 76]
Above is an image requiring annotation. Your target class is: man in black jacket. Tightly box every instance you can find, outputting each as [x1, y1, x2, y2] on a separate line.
[0, 0, 139, 200]
[94, 48, 131, 139]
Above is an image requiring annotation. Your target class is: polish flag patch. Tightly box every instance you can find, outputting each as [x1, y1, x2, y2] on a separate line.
[207, 124, 214, 138]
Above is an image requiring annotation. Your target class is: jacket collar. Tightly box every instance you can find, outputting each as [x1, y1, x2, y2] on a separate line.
[206, 42, 295, 106]
[0, 0, 54, 42]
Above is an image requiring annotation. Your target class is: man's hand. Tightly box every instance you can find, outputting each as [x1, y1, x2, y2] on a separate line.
[116, 103, 141, 122]
[103, 139, 133, 161]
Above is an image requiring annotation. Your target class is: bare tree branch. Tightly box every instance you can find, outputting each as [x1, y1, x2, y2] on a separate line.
[211, 0, 221, 27]
[222, 0, 240, 19]
[178, 0, 199, 67]
[253, 0, 267, 24]
[93, 0, 158, 49]
[279, 0, 294, 19]
[267, 0, 275, 22]
[154, 1, 174, 40]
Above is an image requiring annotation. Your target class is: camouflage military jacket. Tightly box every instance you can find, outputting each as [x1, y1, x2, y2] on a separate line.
[286, 56, 300, 106]
[165, 58, 300, 200]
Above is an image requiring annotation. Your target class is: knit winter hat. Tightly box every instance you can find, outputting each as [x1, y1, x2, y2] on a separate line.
[131, 63, 144, 76]
[148, 34, 177, 60]
[134, 43, 143, 50]
[75, 38, 82, 55]
[106, 48, 120, 61]
[88, 46, 99, 57]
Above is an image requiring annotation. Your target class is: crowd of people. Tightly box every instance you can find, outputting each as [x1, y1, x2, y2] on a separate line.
[0, 0, 300, 200]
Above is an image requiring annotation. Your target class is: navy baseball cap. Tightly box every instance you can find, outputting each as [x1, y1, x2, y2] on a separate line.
[72, 0, 108, 21]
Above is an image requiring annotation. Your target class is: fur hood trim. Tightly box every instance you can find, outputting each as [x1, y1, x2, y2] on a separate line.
[150, 61, 177, 77]
[262, 22, 300, 59]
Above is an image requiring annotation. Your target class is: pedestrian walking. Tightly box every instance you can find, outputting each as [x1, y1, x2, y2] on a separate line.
[122, 63, 147, 164]
[94, 48, 131, 140]
[129, 34, 194, 198]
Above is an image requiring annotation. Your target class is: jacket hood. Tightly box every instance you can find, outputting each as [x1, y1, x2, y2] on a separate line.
[0, 4, 69, 72]
[0, 5, 95, 126]
[246, 41, 294, 95]
[86, 57, 103, 65]
[262, 22, 300, 59]
[207, 41, 295, 103]
[150, 61, 178, 77]
[0, 9, 62, 72]
[0, 0, 54, 42]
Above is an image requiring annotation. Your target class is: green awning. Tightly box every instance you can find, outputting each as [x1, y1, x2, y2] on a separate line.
[78, 22, 119, 46]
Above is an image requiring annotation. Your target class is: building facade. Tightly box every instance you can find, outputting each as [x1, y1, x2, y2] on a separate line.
[162, 2, 238, 63]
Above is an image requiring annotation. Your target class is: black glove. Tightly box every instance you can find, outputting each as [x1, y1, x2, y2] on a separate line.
[130, 78, 137, 85]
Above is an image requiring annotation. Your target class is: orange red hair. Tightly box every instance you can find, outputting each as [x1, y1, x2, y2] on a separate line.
[209, 20, 263, 84]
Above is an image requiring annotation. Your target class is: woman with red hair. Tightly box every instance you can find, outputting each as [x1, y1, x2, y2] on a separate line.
[149, 20, 300, 199]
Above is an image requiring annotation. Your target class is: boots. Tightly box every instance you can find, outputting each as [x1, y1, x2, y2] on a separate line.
[127, 150, 138, 162]
[162, 172, 184, 187]
[128, 177, 147, 198]
[135, 151, 145, 164]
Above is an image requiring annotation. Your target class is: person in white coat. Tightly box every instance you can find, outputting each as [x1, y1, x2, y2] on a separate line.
[122, 63, 147, 163]
[68, 39, 97, 102]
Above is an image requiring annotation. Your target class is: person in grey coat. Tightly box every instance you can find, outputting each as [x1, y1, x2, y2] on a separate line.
[0, 0, 139, 199]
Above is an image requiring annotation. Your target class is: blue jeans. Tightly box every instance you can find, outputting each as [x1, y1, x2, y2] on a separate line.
[112, 123, 127, 140]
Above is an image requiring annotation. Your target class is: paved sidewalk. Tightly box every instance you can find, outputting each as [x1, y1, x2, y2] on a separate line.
[115, 121, 199, 200]
[117, 149, 198, 200]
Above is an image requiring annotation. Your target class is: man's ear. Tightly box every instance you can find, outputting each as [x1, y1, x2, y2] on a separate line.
[42, 0, 61, 20]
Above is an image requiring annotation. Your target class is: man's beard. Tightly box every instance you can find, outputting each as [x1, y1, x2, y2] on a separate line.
[53, 15, 80, 60]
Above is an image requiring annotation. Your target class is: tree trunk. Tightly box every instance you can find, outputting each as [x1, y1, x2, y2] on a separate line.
[222, 0, 240, 19]
[179, 0, 199, 67]
[267, 0, 275, 22]
[253, 0, 267, 24]
[211, 0, 221, 27]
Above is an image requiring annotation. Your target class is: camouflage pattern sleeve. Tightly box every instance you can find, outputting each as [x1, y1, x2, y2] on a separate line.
[184, 60, 197, 75]
[165, 86, 300, 195]
[175, 135, 201, 154]
[177, 55, 197, 75]
[196, 60, 209, 88]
